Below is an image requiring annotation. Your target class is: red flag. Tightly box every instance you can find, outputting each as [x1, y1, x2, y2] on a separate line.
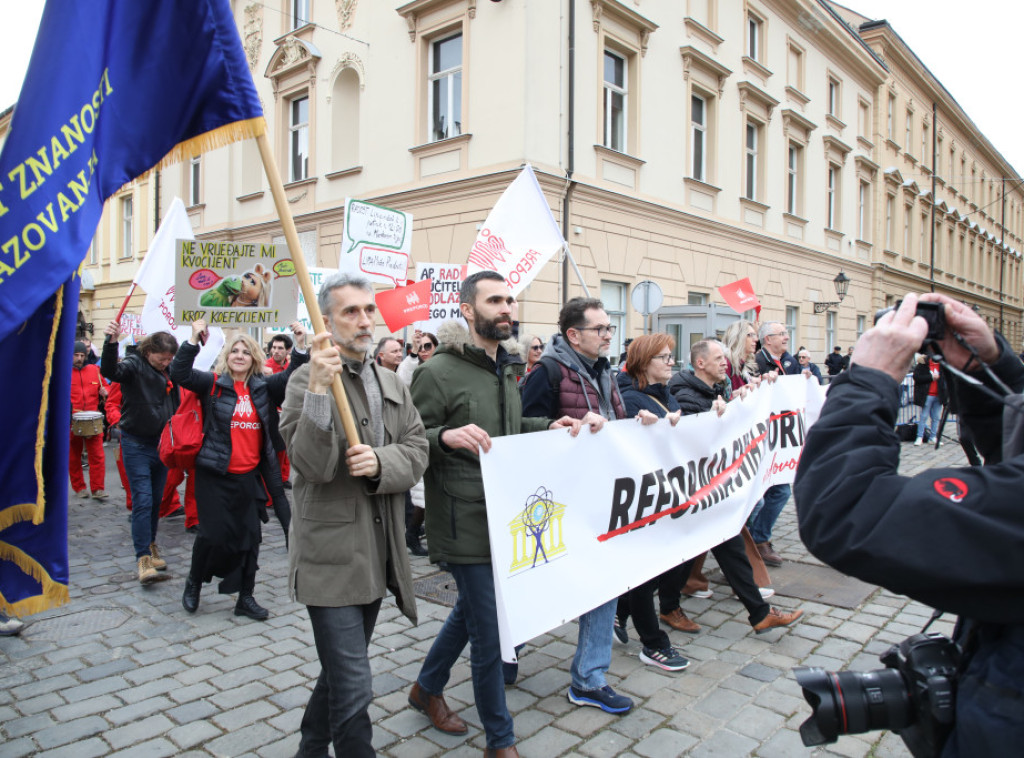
[377, 279, 432, 332]
[718, 278, 761, 318]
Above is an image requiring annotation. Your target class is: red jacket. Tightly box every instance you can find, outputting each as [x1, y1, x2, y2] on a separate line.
[71, 364, 104, 413]
[265, 356, 289, 374]
[105, 382, 123, 425]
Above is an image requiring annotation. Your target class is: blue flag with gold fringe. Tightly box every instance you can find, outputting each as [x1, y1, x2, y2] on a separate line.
[0, 0, 264, 617]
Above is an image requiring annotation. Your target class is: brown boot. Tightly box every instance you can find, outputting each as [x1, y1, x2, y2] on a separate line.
[408, 682, 468, 734]
[756, 541, 783, 567]
[137, 555, 159, 585]
[483, 747, 520, 757]
[753, 606, 804, 634]
[658, 607, 701, 633]
[149, 543, 167, 571]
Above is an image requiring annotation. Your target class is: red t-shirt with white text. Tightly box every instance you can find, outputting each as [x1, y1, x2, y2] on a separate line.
[228, 381, 262, 473]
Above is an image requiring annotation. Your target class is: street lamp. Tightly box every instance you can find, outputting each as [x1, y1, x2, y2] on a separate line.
[812, 270, 851, 314]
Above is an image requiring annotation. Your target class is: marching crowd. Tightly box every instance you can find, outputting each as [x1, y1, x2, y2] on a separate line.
[8, 272, 886, 755]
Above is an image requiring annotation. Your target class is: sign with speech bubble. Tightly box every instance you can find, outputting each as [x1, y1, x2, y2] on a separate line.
[174, 239, 298, 328]
[341, 198, 412, 287]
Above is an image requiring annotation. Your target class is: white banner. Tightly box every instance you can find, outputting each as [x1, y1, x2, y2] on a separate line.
[480, 375, 827, 660]
[413, 262, 466, 334]
[136, 197, 222, 371]
[341, 198, 412, 287]
[268, 266, 333, 338]
[467, 164, 565, 298]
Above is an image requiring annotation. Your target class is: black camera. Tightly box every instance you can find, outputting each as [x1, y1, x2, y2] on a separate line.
[794, 632, 960, 758]
[874, 300, 947, 345]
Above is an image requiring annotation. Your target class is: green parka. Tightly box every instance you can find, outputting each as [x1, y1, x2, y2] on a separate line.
[410, 322, 551, 564]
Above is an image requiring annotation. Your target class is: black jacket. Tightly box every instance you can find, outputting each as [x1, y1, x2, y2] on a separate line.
[667, 370, 724, 415]
[755, 347, 801, 376]
[617, 371, 680, 418]
[824, 351, 845, 375]
[793, 338, 1024, 755]
[100, 339, 178, 437]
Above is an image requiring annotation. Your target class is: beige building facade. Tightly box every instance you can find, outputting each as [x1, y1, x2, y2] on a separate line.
[64, 0, 1021, 358]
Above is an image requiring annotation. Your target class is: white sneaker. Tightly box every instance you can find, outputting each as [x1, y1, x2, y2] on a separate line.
[914, 438, 922, 446]
[686, 589, 713, 599]
[759, 587, 775, 599]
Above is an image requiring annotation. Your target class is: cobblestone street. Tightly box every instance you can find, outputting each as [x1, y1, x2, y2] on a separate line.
[1, 437, 968, 757]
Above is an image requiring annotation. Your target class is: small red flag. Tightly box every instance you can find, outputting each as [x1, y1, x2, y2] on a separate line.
[377, 279, 432, 332]
[718, 278, 761, 319]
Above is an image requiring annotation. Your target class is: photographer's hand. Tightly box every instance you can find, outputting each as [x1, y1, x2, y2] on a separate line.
[918, 293, 999, 368]
[851, 296, 928, 383]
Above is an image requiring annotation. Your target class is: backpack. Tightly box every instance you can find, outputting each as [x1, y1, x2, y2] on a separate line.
[158, 376, 218, 469]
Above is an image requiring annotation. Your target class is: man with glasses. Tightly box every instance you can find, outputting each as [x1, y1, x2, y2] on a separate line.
[521, 297, 634, 715]
[751, 321, 804, 567]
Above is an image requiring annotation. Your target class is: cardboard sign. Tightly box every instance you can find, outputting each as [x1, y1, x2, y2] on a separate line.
[174, 239, 298, 328]
[341, 199, 412, 287]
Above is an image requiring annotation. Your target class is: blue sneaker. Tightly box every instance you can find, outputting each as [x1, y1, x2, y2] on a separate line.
[567, 684, 633, 714]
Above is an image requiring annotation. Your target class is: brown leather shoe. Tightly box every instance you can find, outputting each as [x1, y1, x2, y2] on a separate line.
[756, 541, 783, 567]
[483, 747, 520, 757]
[408, 682, 468, 735]
[753, 606, 804, 634]
[658, 607, 701, 633]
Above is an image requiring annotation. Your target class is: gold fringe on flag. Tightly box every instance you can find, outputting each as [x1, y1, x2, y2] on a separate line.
[32, 284, 65, 524]
[156, 117, 266, 172]
[0, 540, 70, 616]
[0, 503, 38, 532]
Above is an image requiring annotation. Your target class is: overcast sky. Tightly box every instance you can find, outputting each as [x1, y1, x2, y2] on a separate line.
[2, 1, 1021, 177]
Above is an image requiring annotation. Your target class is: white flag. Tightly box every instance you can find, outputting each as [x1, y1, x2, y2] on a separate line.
[467, 164, 565, 298]
[137, 198, 223, 371]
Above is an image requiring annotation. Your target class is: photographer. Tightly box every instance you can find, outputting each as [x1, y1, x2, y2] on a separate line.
[794, 293, 1024, 756]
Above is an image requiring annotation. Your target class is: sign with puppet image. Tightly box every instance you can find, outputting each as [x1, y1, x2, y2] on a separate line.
[174, 239, 298, 328]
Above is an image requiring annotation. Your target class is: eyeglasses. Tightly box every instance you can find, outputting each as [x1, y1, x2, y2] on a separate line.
[530, 344, 544, 351]
[417, 343, 435, 353]
[653, 353, 674, 364]
[575, 325, 617, 337]
[766, 331, 788, 338]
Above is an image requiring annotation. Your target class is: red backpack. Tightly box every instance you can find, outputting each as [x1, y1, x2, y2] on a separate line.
[158, 377, 218, 469]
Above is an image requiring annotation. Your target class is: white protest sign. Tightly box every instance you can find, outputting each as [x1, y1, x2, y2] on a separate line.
[479, 376, 827, 661]
[268, 266, 333, 337]
[175, 239, 298, 329]
[414, 262, 467, 333]
[119, 312, 145, 338]
[342, 198, 412, 287]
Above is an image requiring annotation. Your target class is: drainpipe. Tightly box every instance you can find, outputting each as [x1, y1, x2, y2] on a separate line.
[561, 0, 576, 308]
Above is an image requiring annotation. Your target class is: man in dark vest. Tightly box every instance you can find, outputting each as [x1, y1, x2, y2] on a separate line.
[521, 297, 634, 715]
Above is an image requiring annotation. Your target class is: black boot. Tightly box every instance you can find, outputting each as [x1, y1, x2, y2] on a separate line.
[234, 594, 269, 620]
[182, 576, 201, 613]
[406, 533, 428, 557]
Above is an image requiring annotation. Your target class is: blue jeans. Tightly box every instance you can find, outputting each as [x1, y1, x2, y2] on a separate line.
[121, 432, 167, 559]
[571, 598, 617, 690]
[297, 600, 382, 758]
[417, 562, 514, 750]
[747, 484, 791, 544]
[918, 395, 941, 441]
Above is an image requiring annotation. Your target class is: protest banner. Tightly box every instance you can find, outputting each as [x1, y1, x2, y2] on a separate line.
[719, 277, 762, 318]
[377, 279, 432, 332]
[414, 262, 467, 333]
[467, 164, 566, 298]
[341, 198, 412, 287]
[268, 266, 332, 338]
[480, 375, 827, 660]
[119, 313, 145, 338]
[174, 239, 298, 328]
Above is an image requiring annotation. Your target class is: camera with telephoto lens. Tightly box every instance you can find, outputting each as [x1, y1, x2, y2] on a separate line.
[794, 632, 960, 758]
[874, 300, 948, 348]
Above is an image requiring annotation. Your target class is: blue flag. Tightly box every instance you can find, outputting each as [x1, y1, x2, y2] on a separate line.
[0, 0, 264, 616]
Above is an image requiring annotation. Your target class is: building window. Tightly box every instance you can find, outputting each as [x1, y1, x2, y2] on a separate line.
[746, 11, 763, 62]
[885, 194, 895, 249]
[887, 94, 896, 140]
[88, 237, 97, 265]
[827, 165, 839, 229]
[189, 155, 201, 206]
[688, 291, 709, 306]
[429, 33, 463, 142]
[120, 196, 133, 259]
[691, 94, 707, 181]
[856, 314, 866, 338]
[745, 121, 760, 201]
[825, 310, 836, 351]
[289, 95, 309, 182]
[601, 280, 627, 362]
[292, 0, 310, 30]
[786, 142, 801, 215]
[786, 306, 799, 348]
[827, 76, 840, 118]
[858, 180, 869, 241]
[603, 50, 627, 152]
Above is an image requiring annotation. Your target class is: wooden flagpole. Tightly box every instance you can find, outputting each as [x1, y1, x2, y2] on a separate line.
[254, 129, 361, 447]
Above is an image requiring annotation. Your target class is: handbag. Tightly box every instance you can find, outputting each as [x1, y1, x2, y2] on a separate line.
[158, 375, 218, 469]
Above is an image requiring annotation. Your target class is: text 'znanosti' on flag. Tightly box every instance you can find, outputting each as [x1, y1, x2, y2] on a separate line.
[0, 0, 264, 617]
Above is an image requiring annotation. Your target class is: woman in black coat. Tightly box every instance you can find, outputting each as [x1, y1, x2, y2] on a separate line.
[170, 320, 292, 620]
